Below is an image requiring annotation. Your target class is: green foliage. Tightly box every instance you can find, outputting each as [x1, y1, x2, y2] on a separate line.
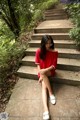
[66, 3, 80, 49]
[0, 20, 28, 83]
[18, 0, 33, 31]
[40, 0, 58, 10]
[0, 38, 26, 82]
[66, 3, 80, 26]
[0, 20, 15, 40]
[69, 27, 80, 49]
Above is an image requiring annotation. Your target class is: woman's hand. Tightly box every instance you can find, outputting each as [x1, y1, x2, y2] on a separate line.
[38, 69, 46, 83]
[38, 76, 43, 83]
[39, 69, 46, 74]
[39, 75, 43, 83]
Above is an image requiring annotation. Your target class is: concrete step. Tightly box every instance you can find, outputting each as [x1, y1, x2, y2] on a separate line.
[29, 40, 76, 49]
[34, 28, 71, 33]
[45, 16, 67, 20]
[26, 47, 80, 59]
[45, 12, 67, 16]
[45, 9, 65, 13]
[17, 66, 80, 85]
[36, 20, 73, 33]
[22, 56, 80, 71]
[32, 33, 71, 40]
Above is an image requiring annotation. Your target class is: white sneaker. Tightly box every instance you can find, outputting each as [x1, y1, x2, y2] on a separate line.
[43, 111, 50, 120]
[50, 95, 56, 105]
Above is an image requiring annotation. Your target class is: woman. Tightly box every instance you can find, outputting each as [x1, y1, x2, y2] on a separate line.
[35, 35, 58, 120]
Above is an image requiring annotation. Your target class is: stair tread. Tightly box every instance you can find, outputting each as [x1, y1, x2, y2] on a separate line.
[45, 14, 67, 18]
[29, 40, 74, 44]
[32, 33, 71, 40]
[32, 33, 69, 35]
[45, 12, 66, 15]
[36, 20, 73, 29]
[35, 27, 72, 30]
[45, 14, 67, 17]
[45, 9, 65, 12]
[22, 56, 80, 67]
[17, 66, 80, 81]
[26, 47, 80, 54]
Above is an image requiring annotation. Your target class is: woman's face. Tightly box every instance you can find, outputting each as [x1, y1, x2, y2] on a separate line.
[45, 39, 52, 50]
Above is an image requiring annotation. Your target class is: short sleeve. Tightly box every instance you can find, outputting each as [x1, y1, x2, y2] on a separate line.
[35, 49, 40, 64]
[52, 51, 58, 68]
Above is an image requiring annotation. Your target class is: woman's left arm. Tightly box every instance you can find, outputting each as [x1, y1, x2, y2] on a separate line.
[39, 65, 55, 74]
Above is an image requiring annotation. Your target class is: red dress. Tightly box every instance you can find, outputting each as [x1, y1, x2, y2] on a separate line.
[35, 48, 58, 78]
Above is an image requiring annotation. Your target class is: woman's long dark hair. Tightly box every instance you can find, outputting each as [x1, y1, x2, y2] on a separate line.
[40, 35, 54, 60]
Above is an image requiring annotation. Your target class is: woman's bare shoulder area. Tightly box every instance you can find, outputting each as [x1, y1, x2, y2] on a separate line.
[36, 48, 41, 52]
[49, 49, 58, 53]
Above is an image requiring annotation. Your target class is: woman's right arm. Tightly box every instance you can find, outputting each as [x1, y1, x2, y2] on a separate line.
[35, 49, 43, 82]
[37, 64, 41, 72]
[35, 49, 40, 64]
[35, 49, 40, 76]
[36, 64, 43, 82]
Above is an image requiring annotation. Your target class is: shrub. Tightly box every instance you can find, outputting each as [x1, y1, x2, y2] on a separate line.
[69, 27, 80, 50]
[0, 39, 26, 83]
[66, 3, 80, 50]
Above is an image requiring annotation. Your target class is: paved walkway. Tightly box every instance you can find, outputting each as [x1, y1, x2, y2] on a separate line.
[5, 78, 80, 120]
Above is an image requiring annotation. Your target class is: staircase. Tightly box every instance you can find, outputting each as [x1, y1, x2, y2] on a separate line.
[17, 5, 80, 85]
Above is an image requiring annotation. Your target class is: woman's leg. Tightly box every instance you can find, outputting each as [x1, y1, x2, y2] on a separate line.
[41, 73, 53, 96]
[41, 72, 56, 119]
[42, 81, 48, 112]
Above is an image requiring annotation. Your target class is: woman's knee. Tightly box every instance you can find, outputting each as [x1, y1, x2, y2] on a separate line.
[41, 73, 47, 79]
[41, 71, 51, 78]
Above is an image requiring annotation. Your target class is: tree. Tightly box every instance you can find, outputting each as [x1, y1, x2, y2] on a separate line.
[0, 0, 21, 39]
[0, 0, 45, 39]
